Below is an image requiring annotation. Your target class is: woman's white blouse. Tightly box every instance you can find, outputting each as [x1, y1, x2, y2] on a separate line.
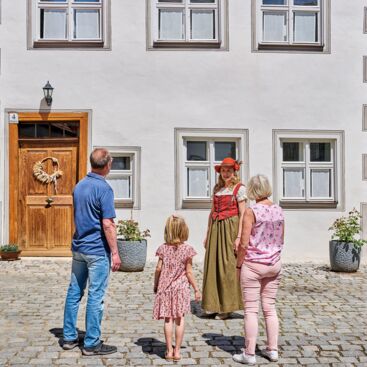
[215, 185, 247, 202]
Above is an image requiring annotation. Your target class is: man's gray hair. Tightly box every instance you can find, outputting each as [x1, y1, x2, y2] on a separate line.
[90, 148, 112, 169]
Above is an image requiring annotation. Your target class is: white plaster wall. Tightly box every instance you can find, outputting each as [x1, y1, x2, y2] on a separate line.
[0, 0, 366, 262]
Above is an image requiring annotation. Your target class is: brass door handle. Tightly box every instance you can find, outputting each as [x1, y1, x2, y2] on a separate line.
[45, 197, 54, 206]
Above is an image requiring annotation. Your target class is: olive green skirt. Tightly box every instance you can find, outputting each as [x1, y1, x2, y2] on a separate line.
[201, 216, 243, 313]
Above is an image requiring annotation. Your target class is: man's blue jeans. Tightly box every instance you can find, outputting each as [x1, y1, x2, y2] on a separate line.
[63, 251, 110, 348]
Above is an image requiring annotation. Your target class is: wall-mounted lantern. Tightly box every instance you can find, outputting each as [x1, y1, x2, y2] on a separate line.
[43, 81, 54, 106]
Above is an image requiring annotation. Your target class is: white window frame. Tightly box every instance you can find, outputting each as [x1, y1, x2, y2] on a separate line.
[273, 130, 344, 210]
[147, 0, 229, 50]
[252, 0, 330, 52]
[101, 147, 141, 209]
[28, 0, 110, 48]
[175, 128, 249, 209]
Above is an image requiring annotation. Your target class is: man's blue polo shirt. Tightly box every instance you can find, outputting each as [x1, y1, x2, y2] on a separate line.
[72, 172, 116, 256]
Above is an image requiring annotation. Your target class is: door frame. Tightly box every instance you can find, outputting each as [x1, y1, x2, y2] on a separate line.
[8, 112, 88, 255]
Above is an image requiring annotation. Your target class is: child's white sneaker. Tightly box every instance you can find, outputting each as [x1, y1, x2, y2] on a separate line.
[232, 352, 256, 365]
[261, 349, 278, 362]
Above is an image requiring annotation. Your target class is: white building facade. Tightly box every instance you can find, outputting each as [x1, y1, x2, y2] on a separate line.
[0, 0, 366, 262]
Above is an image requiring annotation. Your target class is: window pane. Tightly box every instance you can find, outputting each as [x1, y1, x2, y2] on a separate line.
[36, 124, 50, 137]
[40, 9, 67, 39]
[187, 168, 209, 197]
[158, 0, 182, 2]
[294, 0, 318, 5]
[111, 157, 131, 170]
[74, 0, 101, 2]
[50, 123, 65, 137]
[107, 176, 131, 199]
[283, 169, 304, 198]
[310, 143, 331, 162]
[74, 10, 100, 39]
[263, 0, 286, 4]
[293, 12, 318, 42]
[263, 12, 287, 42]
[190, 0, 215, 3]
[311, 169, 331, 198]
[283, 142, 302, 161]
[294, 12, 318, 42]
[63, 122, 79, 137]
[187, 141, 207, 161]
[159, 9, 184, 40]
[214, 142, 236, 161]
[190, 10, 215, 40]
[19, 124, 36, 138]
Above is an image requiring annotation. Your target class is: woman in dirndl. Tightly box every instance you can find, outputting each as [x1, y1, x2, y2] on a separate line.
[201, 157, 247, 319]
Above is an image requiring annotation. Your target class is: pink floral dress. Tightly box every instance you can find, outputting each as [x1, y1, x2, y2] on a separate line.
[153, 243, 197, 320]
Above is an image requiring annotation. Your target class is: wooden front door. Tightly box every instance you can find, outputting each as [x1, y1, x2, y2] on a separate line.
[9, 112, 88, 256]
[18, 145, 77, 255]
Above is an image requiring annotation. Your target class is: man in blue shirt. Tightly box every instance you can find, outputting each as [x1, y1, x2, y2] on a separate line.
[63, 148, 121, 356]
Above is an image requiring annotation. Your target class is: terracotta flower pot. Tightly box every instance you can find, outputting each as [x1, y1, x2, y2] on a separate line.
[0, 251, 21, 261]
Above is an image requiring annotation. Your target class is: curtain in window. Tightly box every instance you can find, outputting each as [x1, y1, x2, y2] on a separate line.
[294, 12, 317, 42]
[74, 10, 100, 39]
[263, 12, 286, 42]
[311, 170, 330, 198]
[191, 10, 214, 40]
[106, 177, 131, 199]
[283, 169, 304, 197]
[187, 168, 209, 197]
[159, 9, 184, 40]
[42, 10, 67, 39]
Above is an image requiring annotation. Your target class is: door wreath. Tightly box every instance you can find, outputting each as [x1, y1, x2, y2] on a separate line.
[33, 157, 63, 193]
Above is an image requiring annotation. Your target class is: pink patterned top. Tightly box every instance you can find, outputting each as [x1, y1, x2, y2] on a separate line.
[245, 203, 284, 265]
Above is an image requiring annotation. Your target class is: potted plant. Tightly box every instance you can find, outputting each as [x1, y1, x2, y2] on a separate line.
[116, 219, 150, 272]
[329, 208, 366, 272]
[0, 244, 21, 261]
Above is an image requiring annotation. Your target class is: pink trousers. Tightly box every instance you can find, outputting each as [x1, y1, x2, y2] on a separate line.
[240, 260, 281, 355]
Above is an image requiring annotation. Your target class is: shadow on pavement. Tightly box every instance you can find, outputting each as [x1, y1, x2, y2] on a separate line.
[202, 333, 265, 358]
[135, 337, 167, 359]
[49, 327, 85, 349]
[191, 301, 243, 319]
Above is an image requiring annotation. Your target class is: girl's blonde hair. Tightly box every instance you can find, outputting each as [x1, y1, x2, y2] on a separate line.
[164, 215, 189, 245]
[247, 174, 272, 201]
[213, 171, 241, 194]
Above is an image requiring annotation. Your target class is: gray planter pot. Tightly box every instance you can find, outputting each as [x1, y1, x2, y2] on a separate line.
[117, 239, 147, 272]
[329, 240, 361, 272]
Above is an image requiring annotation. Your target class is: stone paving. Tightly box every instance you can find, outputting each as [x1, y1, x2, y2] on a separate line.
[0, 259, 366, 367]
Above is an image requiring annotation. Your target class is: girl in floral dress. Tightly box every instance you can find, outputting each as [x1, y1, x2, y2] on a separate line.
[153, 215, 201, 361]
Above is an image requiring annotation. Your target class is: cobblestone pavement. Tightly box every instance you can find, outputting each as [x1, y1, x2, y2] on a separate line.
[0, 259, 366, 367]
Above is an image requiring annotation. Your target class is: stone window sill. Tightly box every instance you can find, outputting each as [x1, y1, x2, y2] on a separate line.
[257, 43, 324, 52]
[153, 41, 221, 49]
[280, 201, 338, 209]
[33, 41, 105, 49]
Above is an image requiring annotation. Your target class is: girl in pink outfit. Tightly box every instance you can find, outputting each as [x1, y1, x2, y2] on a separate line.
[153, 215, 201, 361]
[233, 175, 284, 365]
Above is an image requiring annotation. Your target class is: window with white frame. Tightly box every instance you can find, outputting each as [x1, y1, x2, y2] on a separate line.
[253, 0, 330, 51]
[29, 0, 110, 48]
[281, 140, 334, 200]
[175, 129, 249, 209]
[274, 131, 344, 209]
[148, 0, 228, 49]
[105, 148, 141, 209]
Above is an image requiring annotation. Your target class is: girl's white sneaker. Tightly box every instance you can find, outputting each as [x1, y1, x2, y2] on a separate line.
[261, 349, 279, 362]
[232, 352, 256, 365]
